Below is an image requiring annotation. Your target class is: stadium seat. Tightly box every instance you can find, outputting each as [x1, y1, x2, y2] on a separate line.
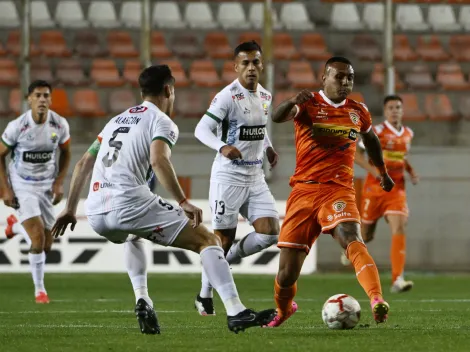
[189, 60, 222, 88]
[72, 89, 107, 118]
[217, 3, 249, 29]
[363, 3, 384, 30]
[299, 33, 331, 61]
[396, 5, 429, 31]
[90, 59, 125, 87]
[0, 95, 11, 117]
[449, 35, 470, 61]
[458, 96, 470, 120]
[287, 62, 320, 89]
[425, 94, 459, 121]
[120, 1, 141, 28]
[351, 34, 381, 61]
[6, 31, 41, 57]
[31, 58, 55, 84]
[273, 33, 300, 60]
[221, 61, 237, 85]
[151, 32, 172, 59]
[153, 1, 185, 29]
[331, 4, 363, 30]
[0, 59, 18, 87]
[436, 63, 470, 91]
[159, 60, 190, 88]
[394, 35, 419, 61]
[50, 88, 73, 117]
[205, 32, 232, 59]
[428, 5, 461, 32]
[107, 31, 138, 58]
[123, 60, 141, 87]
[108, 89, 137, 115]
[280, 3, 314, 30]
[0, 1, 19, 27]
[31, 1, 55, 28]
[56, 59, 90, 86]
[273, 90, 296, 109]
[171, 33, 205, 59]
[370, 64, 405, 91]
[39, 31, 72, 57]
[248, 3, 282, 29]
[0, 43, 7, 57]
[185, 2, 217, 29]
[275, 68, 290, 90]
[459, 6, 470, 30]
[9, 89, 22, 116]
[88, 1, 121, 28]
[416, 36, 450, 61]
[238, 32, 262, 46]
[55, 0, 89, 28]
[400, 94, 427, 122]
[174, 90, 207, 118]
[74, 31, 108, 57]
[404, 64, 438, 90]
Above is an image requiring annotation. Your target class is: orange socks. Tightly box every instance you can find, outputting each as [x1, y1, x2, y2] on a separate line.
[274, 277, 297, 317]
[346, 241, 383, 300]
[391, 233, 406, 283]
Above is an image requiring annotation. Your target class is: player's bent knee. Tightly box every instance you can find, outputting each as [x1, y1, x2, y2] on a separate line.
[277, 268, 298, 288]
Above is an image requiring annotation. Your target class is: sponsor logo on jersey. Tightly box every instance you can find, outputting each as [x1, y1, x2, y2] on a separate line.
[244, 107, 251, 115]
[232, 93, 245, 101]
[93, 181, 113, 191]
[349, 111, 360, 125]
[20, 123, 30, 133]
[327, 211, 352, 221]
[168, 130, 177, 143]
[232, 159, 263, 166]
[317, 108, 328, 119]
[26, 134, 34, 141]
[260, 92, 271, 101]
[49, 120, 61, 129]
[239, 125, 266, 141]
[129, 106, 148, 114]
[22, 151, 53, 164]
[332, 200, 347, 212]
[51, 132, 58, 143]
[211, 97, 217, 105]
[311, 124, 358, 141]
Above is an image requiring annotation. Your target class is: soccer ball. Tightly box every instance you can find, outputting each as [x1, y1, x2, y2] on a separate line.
[322, 294, 361, 329]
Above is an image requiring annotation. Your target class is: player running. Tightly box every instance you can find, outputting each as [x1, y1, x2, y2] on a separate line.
[341, 95, 418, 293]
[52, 65, 276, 334]
[193, 41, 280, 316]
[0, 80, 71, 303]
[266, 57, 394, 327]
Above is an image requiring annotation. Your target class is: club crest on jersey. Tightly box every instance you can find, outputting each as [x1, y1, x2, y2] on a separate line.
[349, 112, 360, 125]
[332, 200, 347, 213]
[50, 132, 58, 143]
[263, 103, 268, 115]
[129, 106, 148, 114]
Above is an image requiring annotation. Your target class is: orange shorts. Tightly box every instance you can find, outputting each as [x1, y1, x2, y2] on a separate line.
[278, 183, 361, 254]
[361, 187, 408, 224]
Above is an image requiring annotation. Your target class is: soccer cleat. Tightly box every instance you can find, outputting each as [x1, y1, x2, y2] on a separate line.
[5, 214, 18, 239]
[227, 308, 277, 334]
[340, 251, 351, 266]
[194, 294, 215, 316]
[35, 292, 50, 304]
[390, 277, 414, 293]
[265, 301, 298, 328]
[371, 297, 389, 324]
[134, 298, 160, 334]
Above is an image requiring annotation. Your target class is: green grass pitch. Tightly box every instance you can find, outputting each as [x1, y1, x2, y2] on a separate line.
[1, 273, 469, 352]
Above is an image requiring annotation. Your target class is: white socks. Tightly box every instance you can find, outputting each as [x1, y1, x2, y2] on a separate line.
[200, 246, 245, 316]
[28, 252, 46, 296]
[200, 267, 213, 298]
[13, 223, 32, 246]
[124, 237, 153, 307]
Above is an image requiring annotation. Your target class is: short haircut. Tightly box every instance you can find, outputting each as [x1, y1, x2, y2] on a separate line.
[325, 56, 352, 68]
[383, 95, 403, 106]
[234, 40, 262, 58]
[139, 65, 175, 97]
[28, 80, 52, 96]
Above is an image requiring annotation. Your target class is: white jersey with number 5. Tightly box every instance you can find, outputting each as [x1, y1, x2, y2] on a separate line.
[85, 101, 179, 216]
[206, 79, 272, 186]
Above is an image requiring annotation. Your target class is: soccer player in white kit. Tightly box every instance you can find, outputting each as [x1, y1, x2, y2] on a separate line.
[194, 41, 280, 315]
[0, 80, 71, 303]
[52, 65, 276, 334]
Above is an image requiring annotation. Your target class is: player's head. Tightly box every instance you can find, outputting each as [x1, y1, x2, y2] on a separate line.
[322, 57, 354, 103]
[27, 80, 52, 121]
[383, 95, 403, 126]
[234, 41, 263, 89]
[139, 65, 175, 116]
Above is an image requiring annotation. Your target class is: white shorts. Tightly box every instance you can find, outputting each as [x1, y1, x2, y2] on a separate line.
[87, 195, 189, 245]
[15, 188, 55, 230]
[209, 181, 278, 230]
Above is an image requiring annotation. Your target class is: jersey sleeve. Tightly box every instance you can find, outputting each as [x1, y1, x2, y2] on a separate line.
[1, 120, 19, 149]
[87, 139, 101, 157]
[59, 117, 71, 145]
[151, 116, 179, 149]
[204, 91, 231, 123]
[359, 103, 372, 133]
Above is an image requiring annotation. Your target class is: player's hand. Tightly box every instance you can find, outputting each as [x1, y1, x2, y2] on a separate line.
[410, 173, 420, 185]
[3, 187, 19, 209]
[220, 145, 242, 160]
[380, 173, 395, 192]
[266, 147, 279, 170]
[52, 209, 77, 238]
[289, 89, 313, 106]
[180, 200, 203, 228]
[51, 180, 64, 205]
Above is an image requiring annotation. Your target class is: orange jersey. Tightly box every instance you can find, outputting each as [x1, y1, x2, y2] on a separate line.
[290, 91, 372, 189]
[364, 121, 413, 191]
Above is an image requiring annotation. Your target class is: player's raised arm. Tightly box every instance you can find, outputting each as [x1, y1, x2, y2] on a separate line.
[272, 89, 312, 123]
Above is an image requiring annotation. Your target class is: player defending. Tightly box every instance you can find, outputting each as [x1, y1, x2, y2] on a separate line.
[52, 65, 275, 334]
[342, 95, 418, 293]
[194, 41, 280, 315]
[267, 57, 394, 327]
[0, 80, 71, 303]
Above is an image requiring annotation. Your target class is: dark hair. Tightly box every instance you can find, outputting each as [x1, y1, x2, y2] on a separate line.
[383, 95, 403, 105]
[138, 65, 175, 97]
[234, 41, 262, 58]
[28, 80, 52, 96]
[325, 56, 352, 68]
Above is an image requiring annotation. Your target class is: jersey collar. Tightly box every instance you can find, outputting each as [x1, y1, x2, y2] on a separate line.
[141, 100, 159, 111]
[384, 120, 404, 137]
[319, 90, 346, 108]
[235, 79, 258, 94]
[28, 109, 51, 125]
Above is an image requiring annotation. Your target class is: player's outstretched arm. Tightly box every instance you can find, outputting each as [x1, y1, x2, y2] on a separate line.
[272, 89, 312, 123]
[194, 115, 226, 152]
